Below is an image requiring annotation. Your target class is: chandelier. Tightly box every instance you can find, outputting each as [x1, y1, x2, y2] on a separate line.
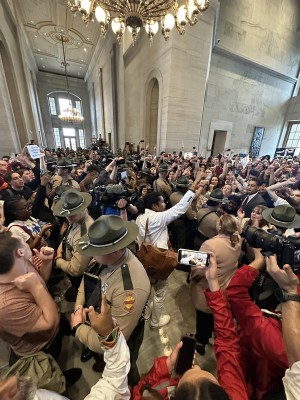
[67, 1, 209, 44]
[58, 35, 84, 123]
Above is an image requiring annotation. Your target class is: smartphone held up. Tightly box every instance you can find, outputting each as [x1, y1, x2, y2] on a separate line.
[178, 249, 210, 268]
[175, 335, 196, 375]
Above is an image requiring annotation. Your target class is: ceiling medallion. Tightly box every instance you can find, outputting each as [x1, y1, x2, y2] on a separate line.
[67, 1, 209, 45]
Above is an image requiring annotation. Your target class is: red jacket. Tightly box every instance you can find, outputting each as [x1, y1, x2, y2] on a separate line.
[131, 289, 248, 400]
[131, 356, 179, 399]
[226, 265, 289, 400]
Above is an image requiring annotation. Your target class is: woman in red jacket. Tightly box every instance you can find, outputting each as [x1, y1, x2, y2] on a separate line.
[131, 253, 248, 400]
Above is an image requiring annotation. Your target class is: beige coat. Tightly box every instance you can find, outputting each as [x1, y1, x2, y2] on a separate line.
[190, 234, 241, 313]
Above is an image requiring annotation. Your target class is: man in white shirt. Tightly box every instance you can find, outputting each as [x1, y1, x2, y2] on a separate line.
[136, 178, 202, 328]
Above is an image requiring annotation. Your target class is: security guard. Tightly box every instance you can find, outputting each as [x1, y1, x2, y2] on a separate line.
[71, 215, 150, 386]
[53, 189, 94, 302]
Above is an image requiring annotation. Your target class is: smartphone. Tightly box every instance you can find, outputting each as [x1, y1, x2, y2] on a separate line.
[175, 335, 196, 375]
[178, 249, 210, 268]
[121, 170, 128, 180]
[85, 276, 102, 325]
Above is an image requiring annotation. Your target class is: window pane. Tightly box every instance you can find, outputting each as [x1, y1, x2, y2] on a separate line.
[75, 101, 82, 117]
[286, 123, 300, 148]
[70, 138, 77, 151]
[53, 128, 61, 148]
[59, 98, 72, 114]
[64, 138, 70, 149]
[78, 129, 85, 148]
[63, 128, 76, 137]
[49, 97, 57, 115]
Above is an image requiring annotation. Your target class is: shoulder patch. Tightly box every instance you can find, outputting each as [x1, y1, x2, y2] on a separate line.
[123, 292, 136, 313]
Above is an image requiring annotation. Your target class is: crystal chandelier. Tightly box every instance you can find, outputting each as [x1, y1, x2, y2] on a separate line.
[58, 35, 84, 123]
[67, 1, 209, 44]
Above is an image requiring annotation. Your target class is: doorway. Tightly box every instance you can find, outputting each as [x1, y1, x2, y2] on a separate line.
[63, 128, 77, 150]
[145, 78, 159, 151]
[211, 130, 227, 156]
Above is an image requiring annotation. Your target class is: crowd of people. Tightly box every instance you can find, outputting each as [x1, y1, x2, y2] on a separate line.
[0, 141, 299, 400]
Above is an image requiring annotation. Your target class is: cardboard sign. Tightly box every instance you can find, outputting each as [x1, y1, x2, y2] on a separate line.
[274, 148, 295, 158]
[27, 145, 43, 159]
[184, 152, 193, 159]
[240, 154, 250, 169]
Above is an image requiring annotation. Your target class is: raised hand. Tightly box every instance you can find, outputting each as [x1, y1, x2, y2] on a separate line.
[88, 293, 114, 337]
[266, 255, 299, 294]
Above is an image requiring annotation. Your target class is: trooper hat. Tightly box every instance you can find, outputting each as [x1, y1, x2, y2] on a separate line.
[175, 176, 190, 188]
[55, 158, 77, 168]
[53, 189, 92, 217]
[262, 204, 300, 228]
[77, 215, 139, 256]
[158, 163, 169, 172]
[142, 168, 153, 177]
[208, 188, 228, 203]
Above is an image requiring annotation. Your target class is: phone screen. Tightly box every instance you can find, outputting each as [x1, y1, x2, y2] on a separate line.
[121, 171, 128, 180]
[175, 336, 196, 375]
[85, 276, 102, 325]
[178, 249, 210, 268]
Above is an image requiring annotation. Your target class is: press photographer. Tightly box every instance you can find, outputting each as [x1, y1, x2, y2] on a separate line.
[241, 204, 300, 273]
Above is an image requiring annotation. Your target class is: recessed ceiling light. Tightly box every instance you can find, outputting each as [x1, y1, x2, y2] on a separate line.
[81, 59, 84, 62]
[30, 20, 34, 24]
[61, 29, 64, 32]
[77, 42, 80, 45]
[43, 32, 47, 36]
[87, 37, 90, 40]
[37, 49, 41, 52]
[84, 48, 87, 52]
[80, 66, 82, 69]
[34, 35, 38, 38]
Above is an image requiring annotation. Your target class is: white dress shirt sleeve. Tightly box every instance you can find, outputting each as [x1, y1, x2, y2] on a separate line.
[283, 361, 300, 400]
[84, 332, 130, 400]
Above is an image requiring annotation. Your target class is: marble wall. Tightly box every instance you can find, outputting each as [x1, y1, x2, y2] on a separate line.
[0, 0, 299, 156]
[85, 0, 299, 156]
[0, 0, 40, 155]
[200, 0, 300, 157]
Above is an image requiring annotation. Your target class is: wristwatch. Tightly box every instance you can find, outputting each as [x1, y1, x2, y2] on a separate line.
[275, 288, 300, 303]
[71, 323, 82, 337]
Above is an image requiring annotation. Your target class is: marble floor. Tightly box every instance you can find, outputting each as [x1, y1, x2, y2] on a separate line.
[0, 269, 217, 400]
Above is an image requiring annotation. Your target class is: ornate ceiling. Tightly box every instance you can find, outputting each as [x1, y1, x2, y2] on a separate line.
[15, 0, 102, 77]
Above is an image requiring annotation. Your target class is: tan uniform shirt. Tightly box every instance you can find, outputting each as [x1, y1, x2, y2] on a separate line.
[75, 249, 150, 352]
[169, 191, 197, 220]
[56, 214, 94, 276]
[153, 178, 172, 200]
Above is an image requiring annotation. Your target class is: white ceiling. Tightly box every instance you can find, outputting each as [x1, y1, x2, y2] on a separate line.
[16, 0, 102, 78]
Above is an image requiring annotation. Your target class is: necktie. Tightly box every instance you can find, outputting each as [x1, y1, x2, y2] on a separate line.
[241, 195, 249, 208]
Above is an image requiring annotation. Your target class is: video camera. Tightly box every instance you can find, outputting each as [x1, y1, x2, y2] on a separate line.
[242, 225, 300, 273]
[88, 184, 133, 219]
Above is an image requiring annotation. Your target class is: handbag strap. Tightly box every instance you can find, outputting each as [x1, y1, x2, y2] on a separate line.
[143, 218, 152, 243]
